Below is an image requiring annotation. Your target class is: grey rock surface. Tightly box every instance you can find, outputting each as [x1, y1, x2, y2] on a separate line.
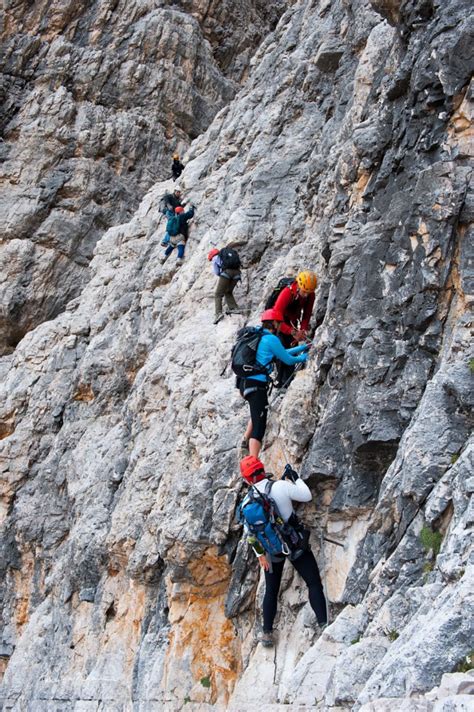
[0, 0, 287, 355]
[0, 0, 473, 710]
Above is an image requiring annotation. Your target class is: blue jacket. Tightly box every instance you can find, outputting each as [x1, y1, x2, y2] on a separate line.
[248, 331, 309, 382]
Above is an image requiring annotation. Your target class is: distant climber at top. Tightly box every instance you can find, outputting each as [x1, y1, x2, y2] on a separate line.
[232, 309, 309, 458]
[271, 270, 318, 387]
[171, 154, 184, 181]
[208, 246, 243, 324]
[238, 456, 328, 648]
[160, 204, 196, 266]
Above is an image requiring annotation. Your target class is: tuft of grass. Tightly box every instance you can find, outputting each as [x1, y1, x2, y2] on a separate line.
[420, 526, 442, 557]
[455, 651, 474, 673]
[451, 452, 460, 464]
[200, 676, 211, 689]
[469, 358, 474, 374]
[351, 636, 361, 645]
[184, 696, 191, 704]
[387, 629, 399, 641]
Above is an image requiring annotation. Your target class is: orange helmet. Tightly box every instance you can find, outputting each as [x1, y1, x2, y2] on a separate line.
[260, 308, 283, 322]
[296, 270, 317, 292]
[208, 248, 219, 261]
[173, 153, 180, 160]
[175, 206, 184, 214]
[240, 456, 266, 484]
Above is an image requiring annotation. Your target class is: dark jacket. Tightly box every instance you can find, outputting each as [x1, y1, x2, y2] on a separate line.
[172, 159, 184, 180]
[164, 192, 183, 212]
[177, 206, 195, 239]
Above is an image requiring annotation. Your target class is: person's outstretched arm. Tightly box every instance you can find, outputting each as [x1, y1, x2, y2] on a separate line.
[267, 334, 309, 365]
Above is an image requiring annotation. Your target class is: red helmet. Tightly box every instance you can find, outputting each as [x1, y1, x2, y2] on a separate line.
[207, 248, 219, 261]
[175, 206, 184, 214]
[261, 308, 283, 323]
[240, 456, 266, 484]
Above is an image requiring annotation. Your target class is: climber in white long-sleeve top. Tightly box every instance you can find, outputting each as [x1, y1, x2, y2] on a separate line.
[238, 456, 328, 648]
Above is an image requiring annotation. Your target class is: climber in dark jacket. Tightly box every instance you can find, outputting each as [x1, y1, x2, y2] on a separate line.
[171, 154, 184, 181]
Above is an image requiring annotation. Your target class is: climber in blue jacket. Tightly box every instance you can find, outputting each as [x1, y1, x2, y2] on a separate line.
[240, 308, 309, 458]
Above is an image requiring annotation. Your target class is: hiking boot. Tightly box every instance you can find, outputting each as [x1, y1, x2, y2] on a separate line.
[175, 258, 184, 266]
[240, 438, 249, 456]
[227, 308, 243, 315]
[214, 313, 224, 325]
[160, 254, 169, 265]
[259, 630, 274, 648]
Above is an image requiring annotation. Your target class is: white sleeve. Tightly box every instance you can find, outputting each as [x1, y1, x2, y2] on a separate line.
[284, 479, 312, 503]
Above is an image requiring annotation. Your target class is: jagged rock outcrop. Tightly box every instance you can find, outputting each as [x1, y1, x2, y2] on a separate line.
[1, 0, 473, 710]
[0, 0, 286, 356]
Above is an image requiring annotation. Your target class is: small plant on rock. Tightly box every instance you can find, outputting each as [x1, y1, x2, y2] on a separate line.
[420, 526, 442, 557]
[387, 629, 399, 642]
[200, 676, 211, 688]
[455, 651, 474, 673]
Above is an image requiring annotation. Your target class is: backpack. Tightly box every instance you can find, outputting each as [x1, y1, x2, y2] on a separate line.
[238, 481, 308, 558]
[166, 214, 180, 236]
[219, 248, 241, 270]
[159, 194, 169, 215]
[264, 277, 295, 309]
[231, 326, 267, 379]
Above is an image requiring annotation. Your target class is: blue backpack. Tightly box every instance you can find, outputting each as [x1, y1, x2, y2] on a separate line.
[238, 481, 291, 557]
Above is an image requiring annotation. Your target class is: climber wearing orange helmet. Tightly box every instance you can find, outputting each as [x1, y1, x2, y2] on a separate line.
[273, 270, 317, 387]
[171, 154, 184, 181]
[274, 270, 318, 342]
[240, 309, 310, 458]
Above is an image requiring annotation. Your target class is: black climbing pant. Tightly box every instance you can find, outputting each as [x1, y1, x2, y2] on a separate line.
[262, 549, 327, 631]
[240, 379, 269, 442]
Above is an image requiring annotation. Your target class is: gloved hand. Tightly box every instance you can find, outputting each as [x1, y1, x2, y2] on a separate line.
[282, 464, 299, 482]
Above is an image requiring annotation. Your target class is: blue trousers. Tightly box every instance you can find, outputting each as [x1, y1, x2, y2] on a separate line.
[165, 244, 185, 258]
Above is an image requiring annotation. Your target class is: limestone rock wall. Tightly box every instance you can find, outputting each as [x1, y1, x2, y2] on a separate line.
[0, 0, 286, 355]
[1, 0, 473, 710]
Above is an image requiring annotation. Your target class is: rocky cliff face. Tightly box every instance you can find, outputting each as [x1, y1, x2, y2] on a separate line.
[1, 0, 473, 710]
[0, 0, 286, 356]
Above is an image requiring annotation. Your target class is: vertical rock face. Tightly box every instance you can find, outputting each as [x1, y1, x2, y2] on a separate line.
[0, 0, 473, 710]
[0, 0, 286, 355]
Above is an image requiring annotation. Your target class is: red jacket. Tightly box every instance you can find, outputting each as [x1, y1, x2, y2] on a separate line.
[274, 282, 315, 336]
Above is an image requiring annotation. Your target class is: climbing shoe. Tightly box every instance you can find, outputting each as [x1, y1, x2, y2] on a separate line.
[214, 313, 224, 325]
[259, 630, 274, 648]
[240, 438, 249, 456]
[227, 308, 243, 315]
[176, 258, 184, 266]
[160, 254, 169, 265]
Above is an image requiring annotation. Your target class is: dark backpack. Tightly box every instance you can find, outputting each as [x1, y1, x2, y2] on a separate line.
[264, 277, 295, 309]
[166, 214, 180, 236]
[219, 248, 241, 270]
[231, 326, 267, 378]
[238, 481, 308, 559]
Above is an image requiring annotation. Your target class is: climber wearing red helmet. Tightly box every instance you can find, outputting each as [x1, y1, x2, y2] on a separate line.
[209, 246, 242, 324]
[240, 309, 310, 458]
[239, 457, 328, 648]
[161, 203, 196, 266]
